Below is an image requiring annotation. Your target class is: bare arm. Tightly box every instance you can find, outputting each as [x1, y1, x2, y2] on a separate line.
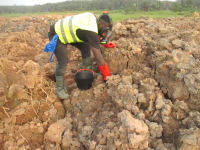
[91, 47, 105, 66]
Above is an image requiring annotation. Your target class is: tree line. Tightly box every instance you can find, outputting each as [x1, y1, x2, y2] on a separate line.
[0, 0, 200, 14]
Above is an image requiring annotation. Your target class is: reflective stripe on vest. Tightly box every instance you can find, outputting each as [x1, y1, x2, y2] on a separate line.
[69, 16, 78, 43]
[60, 19, 68, 44]
[55, 12, 98, 44]
[60, 16, 78, 44]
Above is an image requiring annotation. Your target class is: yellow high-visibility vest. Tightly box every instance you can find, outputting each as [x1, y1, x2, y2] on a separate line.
[55, 12, 98, 44]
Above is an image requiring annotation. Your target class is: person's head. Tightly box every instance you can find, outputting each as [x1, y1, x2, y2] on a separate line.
[97, 11, 113, 37]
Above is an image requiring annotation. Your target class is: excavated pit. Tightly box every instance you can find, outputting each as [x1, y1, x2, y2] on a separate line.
[0, 15, 200, 150]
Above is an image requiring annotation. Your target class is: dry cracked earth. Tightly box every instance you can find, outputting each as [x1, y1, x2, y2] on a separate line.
[0, 14, 200, 150]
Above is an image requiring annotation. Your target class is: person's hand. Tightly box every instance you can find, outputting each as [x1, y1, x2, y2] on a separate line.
[103, 42, 116, 48]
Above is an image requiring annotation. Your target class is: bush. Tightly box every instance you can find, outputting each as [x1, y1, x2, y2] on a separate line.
[172, 2, 182, 12]
[124, 3, 137, 14]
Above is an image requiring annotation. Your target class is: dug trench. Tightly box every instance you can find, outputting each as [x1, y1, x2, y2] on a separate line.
[0, 15, 200, 150]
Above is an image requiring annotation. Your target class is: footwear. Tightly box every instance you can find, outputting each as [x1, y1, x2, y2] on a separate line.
[78, 57, 92, 69]
[56, 76, 69, 99]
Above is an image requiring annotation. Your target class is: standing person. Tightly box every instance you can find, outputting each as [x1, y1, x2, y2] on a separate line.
[44, 11, 113, 99]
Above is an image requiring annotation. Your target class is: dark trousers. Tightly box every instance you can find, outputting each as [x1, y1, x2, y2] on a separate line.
[48, 32, 91, 76]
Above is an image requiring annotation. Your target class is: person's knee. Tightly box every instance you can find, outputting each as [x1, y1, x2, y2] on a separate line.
[80, 47, 91, 59]
[81, 51, 91, 59]
[56, 62, 68, 76]
[56, 68, 66, 76]
[57, 59, 68, 69]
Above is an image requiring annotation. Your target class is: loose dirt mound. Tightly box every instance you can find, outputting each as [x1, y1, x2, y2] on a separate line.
[0, 15, 200, 150]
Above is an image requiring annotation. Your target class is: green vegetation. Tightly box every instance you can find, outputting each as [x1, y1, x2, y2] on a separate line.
[0, 10, 196, 22]
[0, 0, 199, 22]
[109, 10, 192, 22]
[1, 0, 200, 14]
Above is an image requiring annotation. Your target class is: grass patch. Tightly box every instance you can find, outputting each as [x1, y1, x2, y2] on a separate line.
[108, 10, 192, 22]
[0, 10, 194, 22]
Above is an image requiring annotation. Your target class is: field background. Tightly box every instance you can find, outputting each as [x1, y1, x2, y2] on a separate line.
[1, 0, 200, 22]
[0, 10, 198, 22]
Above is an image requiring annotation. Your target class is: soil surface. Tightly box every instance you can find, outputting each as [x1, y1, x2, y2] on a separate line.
[0, 15, 200, 150]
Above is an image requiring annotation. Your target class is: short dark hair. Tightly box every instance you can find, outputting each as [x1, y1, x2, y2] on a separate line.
[97, 13, 113, 30]
[99, 15, 110, 23]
